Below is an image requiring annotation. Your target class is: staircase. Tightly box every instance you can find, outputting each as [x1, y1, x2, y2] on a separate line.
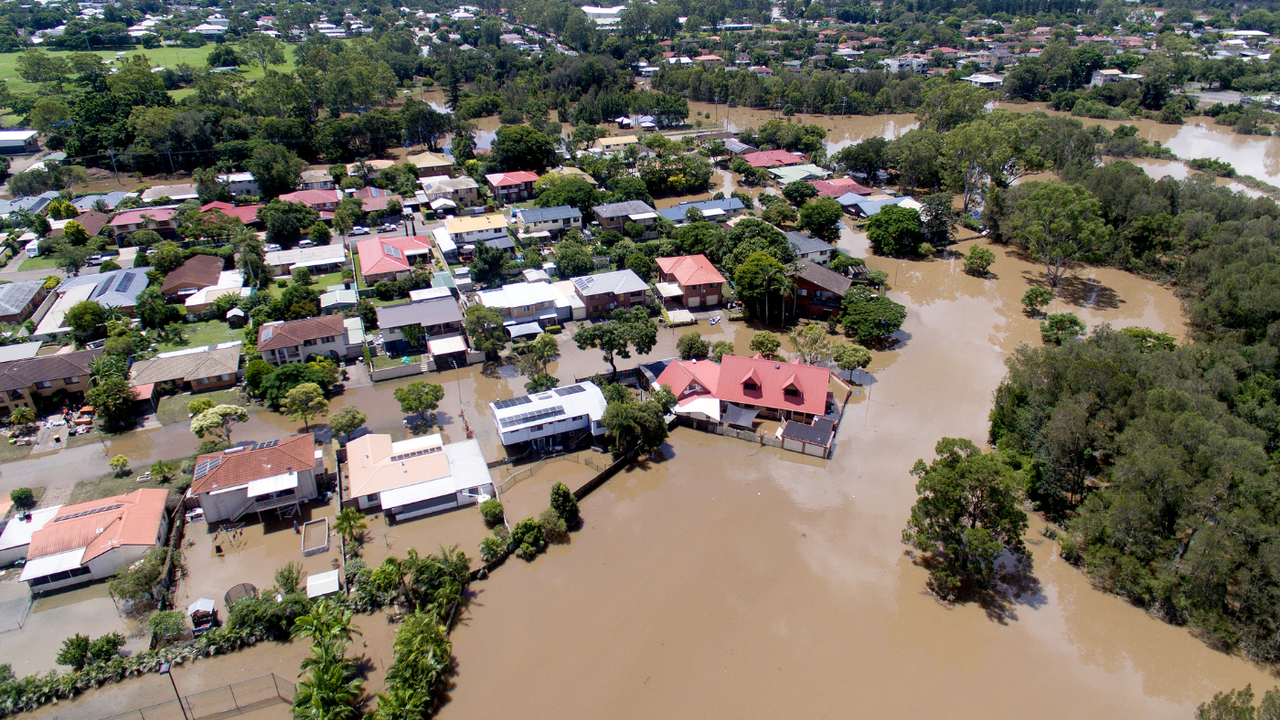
[230, 491, 301, 522]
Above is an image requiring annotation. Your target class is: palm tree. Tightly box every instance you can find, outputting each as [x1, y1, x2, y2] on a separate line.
[776, 272, 797, 326]
[293, 660, 364, 720]
[292, 599, 361, 658]
[333, 508, 367, 549]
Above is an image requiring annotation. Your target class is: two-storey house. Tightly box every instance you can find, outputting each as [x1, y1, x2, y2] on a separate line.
[571, 269, 650, 318]
[655, 255, 726, 308]
[257, 315, 359, 365]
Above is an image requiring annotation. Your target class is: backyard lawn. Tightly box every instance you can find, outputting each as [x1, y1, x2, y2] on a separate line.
[67, 465, 191, 505]
[268, 271, 348, 299]
[371, 353, 421, 370]
[17, 256, 59, 271]
[155, 320, 244, 353]
[0, 439, 32, 464]
[156, 388, 241, 427]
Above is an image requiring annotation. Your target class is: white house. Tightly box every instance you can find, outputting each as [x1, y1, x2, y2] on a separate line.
[19, 490, 169, 593]
[189, 436, 323, 523]
[217, 172, 261, 196]
[489, 382, 607, 452]
[0, 505, 60, 567]
[344, 433, 493, 522]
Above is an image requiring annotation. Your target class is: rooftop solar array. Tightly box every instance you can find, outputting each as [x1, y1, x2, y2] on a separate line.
[193, 457, 223, 481]
[384, 244, 403, 259]
[554, 385, 586, 397]
[250, 440, 280, 450]
[498, 405, 565, 429]
[390, 446, 443, 463]
[492, 396, 533, 410]
[115, 273, 135, 294]
[54, 503, 122, 523]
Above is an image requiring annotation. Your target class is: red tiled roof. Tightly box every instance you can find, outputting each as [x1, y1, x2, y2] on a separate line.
[277, 189, 342, 207]
[484, 171, 540, 187]
[201, 201, 262, 224]
[715, 354, 830, 416]
[27, 489, 168, 563]
[191, 434, 316, 495]
[352, 187, 403, 213]
[109, 207, 180, 227]
[811, 178, 873, 197]
[257, 314, 345, 352]
[743, 150, 806, 168]
[656, 358, 722, 398]
[656, 254, 726, 287]
[356, 235, 434, 277]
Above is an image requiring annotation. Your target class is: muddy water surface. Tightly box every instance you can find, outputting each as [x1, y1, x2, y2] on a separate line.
[436, 229, 1272, 720]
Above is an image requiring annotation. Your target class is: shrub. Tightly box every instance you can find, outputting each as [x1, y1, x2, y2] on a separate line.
[1021, 287, 1053, 316]
[550, 481, 580, 527]
[1040, 313, 1085, 345]
[9, 487, 33, 511]
[479, 535, 505, 563]
[343, 557, 367, 587]
[274, 561, 305, 594]
[276, 279, 287, 289]
[149, 610, 187, 646]
[510, 517, 546, 560]
[479, 498, 504, 526]
[539, 508, 569, 543]
[677, 331, 709, 360]
[87, 633, 125, 663]
[917, 242, 936, 256]
[545, 324, 562, 334]
[56, 634, 90, 670]
[108, 547, 167, 604]
[963, 246, 995, 276]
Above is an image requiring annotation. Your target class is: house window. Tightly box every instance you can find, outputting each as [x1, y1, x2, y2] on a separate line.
[799, 289, 808, 297]
[784, 386, 800, 397]
[303, 339, 317, 346]
[35, 381, 51, 389]
[743, 381, 759, 391]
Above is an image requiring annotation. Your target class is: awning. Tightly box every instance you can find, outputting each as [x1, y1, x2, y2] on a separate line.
[306, 569, 341, 599]
[245, 472, 298, 498]
[132, 382, 156, 400]
[666, 309, 695, 325]
[676, 396, 721, 421]
[508, 322, 543, 339]
[292, 257, 344, 270]
[427, 334, 468, 356]
[722, 403, 760, 429]
[187, 598, 216, 616]
[628, 212, 658, 221]
[379, 476, 460, 511]
[655, 282, 683, 299]
[430, 197, 457, 210]
[20, 548, 85, 582]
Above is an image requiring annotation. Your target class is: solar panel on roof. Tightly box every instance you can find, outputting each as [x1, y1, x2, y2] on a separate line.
[554, 385, 586, 397]
[492, 396, 533, 410]
[193, 457, 222, 481]
[115, 273, 135, 294]
[498, 405, 565, 428]
[54, 503, 123, 522]
[250, 439, 280, 451]
[383, 244, 403, 259]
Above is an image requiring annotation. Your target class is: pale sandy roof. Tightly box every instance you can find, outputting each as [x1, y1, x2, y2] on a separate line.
[346, 433, 451, 498]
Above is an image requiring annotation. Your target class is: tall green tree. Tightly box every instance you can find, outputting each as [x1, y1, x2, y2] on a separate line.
[903, 438, 1028, 601]
[1007, 182, 1105, 289]
[572, 307, 658, 378]
[248, 143, 304, 198]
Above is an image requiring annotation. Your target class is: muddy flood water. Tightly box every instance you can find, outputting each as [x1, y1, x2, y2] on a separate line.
[436, 236, 1280, 720]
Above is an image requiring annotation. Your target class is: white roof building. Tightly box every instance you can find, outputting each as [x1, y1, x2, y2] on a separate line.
[489, 382, 608, 450]
[344, 433, 493, 521]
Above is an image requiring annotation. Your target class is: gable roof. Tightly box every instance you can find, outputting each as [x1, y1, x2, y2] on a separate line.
[375, 296, 463, 330]
[62, 267, 153, 307]
[277, 189, 342, 206]
[0, 280, 45, 316]
[257, 314, 346, 351]
[129, 344, 241, 385]
[786, 232, 837, 257]
[811, 178, 873, 197]
[25, 489, 168, 564]
[191, 434, 316, 495]
[201, 201, 262, 224]
[517, 205, 581, 224]
[444, 214, 508, 235]
[0, 347, 101, 393]
[656, 197, 745, 223]
[109, 206, 180, 228]
[593, 200, 657, 219]
[405, 151, 453, 169]
[715, 354, 830, 415]
[54, 210, 110, 237]
[161, 254, 225, 296]
[655, 358, 722, 398]
[571, 269, 649, 297]
[484, 171, 540, 187]
[352, 186, 403, 213]
[655, 255, 726, 287]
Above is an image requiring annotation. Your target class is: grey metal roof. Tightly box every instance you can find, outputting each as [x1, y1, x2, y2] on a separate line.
[781, 416, 835, 445]
[58, 267, 154, 308]
[478, 235, 515, 251]
[785, 231, 836, 256]
[571, 269, 649, 297]
[375, 296, 463, 330]
[0, 280, 44, 316]
[518, 205, 582, 223]
[657, 198, 745, 222]
[593, 200, 657, 219]
[791, 259, 852, 295]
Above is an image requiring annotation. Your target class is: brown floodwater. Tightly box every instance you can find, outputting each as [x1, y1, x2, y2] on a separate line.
[686, 101, 919, 153]
[433, 227, 1276, 720]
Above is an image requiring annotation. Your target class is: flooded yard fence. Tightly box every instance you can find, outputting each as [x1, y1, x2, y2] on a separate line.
[101, 673, 295, 720]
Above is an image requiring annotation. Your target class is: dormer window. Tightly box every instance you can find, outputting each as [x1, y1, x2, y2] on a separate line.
[784, 386, 800, 397]
[743, 380, 759, 391]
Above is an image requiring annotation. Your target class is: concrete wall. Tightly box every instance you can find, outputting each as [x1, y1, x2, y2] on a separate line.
[370, 362, 424, 382]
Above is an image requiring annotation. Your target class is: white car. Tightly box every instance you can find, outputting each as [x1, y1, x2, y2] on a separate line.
[298, 239, 315, 248]
[350, 226, 371, 236]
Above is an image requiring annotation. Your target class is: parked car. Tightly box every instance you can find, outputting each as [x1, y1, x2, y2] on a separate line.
[298, 239, 315, 248]
[378, 223, 398, 232]
[263, 243, 282, 252]
[87, 254, 106, 265]
[350, 226, 371, 236]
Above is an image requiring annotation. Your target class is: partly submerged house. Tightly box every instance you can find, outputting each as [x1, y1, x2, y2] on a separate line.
[344, 433, 493, 522]
[189, 435, 323, 524]
[489, 382, 608, 452]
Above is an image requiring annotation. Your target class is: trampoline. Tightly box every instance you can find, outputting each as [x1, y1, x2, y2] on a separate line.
[224, 583, 257, 607]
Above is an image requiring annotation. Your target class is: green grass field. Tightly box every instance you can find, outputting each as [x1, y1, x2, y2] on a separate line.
[156, 388, 240, 427]
[0, 41, 304, 95]
[155, 319, 244, 353]
[268, 271, 347, 299]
